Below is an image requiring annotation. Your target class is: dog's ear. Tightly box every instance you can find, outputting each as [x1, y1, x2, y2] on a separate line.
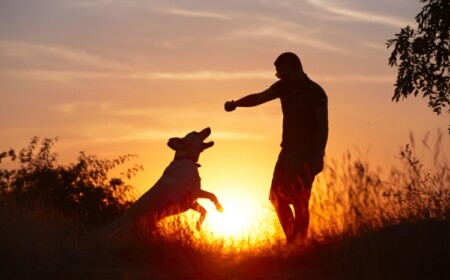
[167, 137, 186, 151]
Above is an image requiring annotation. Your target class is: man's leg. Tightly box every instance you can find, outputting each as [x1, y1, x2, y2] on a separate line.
[270, 195, 295, 243]
[269, 151, 296, 243]
[291, 165, 314, 242]
[292, 187, 312, 241]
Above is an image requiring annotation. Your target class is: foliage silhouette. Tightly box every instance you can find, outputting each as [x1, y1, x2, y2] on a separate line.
[1, 133, 449, 279]
[387, 0, 449, 131]
[0, 137, 141, 228]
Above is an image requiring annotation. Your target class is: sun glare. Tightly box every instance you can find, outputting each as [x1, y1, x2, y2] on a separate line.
[157, 181, 285, 251]
[198, 189, 283, 249]
[204, 196, 255, 237]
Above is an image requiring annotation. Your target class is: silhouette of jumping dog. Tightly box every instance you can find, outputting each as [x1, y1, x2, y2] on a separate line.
[88, 127, 223, 240]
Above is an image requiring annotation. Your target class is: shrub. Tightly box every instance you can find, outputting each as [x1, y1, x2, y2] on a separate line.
[0, 137, 142, 228]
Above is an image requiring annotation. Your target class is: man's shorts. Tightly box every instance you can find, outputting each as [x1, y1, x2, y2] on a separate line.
[269, 149, 323, 204]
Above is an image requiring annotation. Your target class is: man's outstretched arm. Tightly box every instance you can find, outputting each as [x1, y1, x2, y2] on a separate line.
[225, 88, 277, 111]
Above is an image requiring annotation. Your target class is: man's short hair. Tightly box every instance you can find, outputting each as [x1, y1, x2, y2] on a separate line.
[274, 52, 303, 71]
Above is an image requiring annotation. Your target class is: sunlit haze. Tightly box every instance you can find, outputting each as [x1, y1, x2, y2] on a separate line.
[199, 191, 282, 247]
[1, 0, 448, 243]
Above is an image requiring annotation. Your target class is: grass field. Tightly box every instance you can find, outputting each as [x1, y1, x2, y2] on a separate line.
[1, 142, 449, 279]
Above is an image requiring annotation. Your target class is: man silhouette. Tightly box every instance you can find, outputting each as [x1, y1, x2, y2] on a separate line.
[224, 52, 328, 243]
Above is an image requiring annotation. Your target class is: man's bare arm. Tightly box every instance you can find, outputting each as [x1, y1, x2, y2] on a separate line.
[225, 88, 277, 111]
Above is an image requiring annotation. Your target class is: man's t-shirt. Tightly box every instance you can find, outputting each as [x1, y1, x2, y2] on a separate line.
[270, 74, 327, 159]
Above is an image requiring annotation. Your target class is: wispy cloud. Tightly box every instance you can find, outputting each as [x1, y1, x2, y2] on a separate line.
[91, 129, 269, 143]
[53, 102, 113, 115]
[0, 41, 124, 71]
[213, 131, 270, 141]
[63, 0, 125, 8]
[160, 7, 233, 20]
[91, 130, 179, 143]
[1, 68, 394, 84]
[209, 12, 349, 54]
[361, 41, 389, 51]
[0, 69, 272, 82]
[306, 0, 411, 27]
[134, 70, 270, 80]
[50, 103, 271, 142]
[227, 26, 347, 54]
[315, 74, 393, 84]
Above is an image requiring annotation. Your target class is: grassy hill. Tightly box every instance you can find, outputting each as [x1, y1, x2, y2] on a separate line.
[1, 200, 449, 280]
[1, 137, 449, 279]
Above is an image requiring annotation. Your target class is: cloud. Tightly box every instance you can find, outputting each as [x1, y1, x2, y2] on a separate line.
[213, 131, 270, 141]
[361, 41, 389, 51]
[306, 0, 411, 27]
[209, 12, 349, 54]
[0, 69, 272, 82]
[62, 0, 126, 8]
[133, 70, 270, 80]
[315, 74, 393, 84]
[0, 41, 124, 71]
[50, 103, 271, 143]
[91, 130, 178, 143]
[1, 68, 394, 84]
[160, 7, 233, 20]
[53, 102, 113, 115]
[226, 26, 347, 54]
[91, 129, 269, 143]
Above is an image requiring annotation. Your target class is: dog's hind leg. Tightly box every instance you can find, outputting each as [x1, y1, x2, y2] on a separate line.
[191, 201, 207, 231]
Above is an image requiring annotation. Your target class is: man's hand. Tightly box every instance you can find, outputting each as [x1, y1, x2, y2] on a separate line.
[224, 101, 237, 112]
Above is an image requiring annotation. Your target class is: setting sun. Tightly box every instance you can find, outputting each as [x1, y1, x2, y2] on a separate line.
[194, 188, 283, 248]
[203, 196, 256, 237]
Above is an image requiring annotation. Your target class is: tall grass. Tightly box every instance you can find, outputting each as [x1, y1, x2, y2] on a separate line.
[1, 132, 449, 279]
[310, 130, 449, 239]
[0, 199, 83, 279]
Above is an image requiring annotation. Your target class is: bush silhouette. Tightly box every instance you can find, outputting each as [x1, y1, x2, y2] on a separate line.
[0, 137, 141, 228]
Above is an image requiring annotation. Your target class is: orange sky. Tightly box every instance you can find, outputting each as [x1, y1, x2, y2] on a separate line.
[0, 0, 448, 208]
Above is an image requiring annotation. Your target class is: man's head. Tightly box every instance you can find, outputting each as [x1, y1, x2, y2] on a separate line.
[274, 52, 303, 81]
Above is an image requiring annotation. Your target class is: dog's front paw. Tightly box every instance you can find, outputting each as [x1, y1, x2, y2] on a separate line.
[216, 203, 224, 213]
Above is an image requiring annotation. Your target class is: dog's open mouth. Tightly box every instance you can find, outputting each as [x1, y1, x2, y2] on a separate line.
[200, 127, 214, 150]
[202, 141, 214, 150]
